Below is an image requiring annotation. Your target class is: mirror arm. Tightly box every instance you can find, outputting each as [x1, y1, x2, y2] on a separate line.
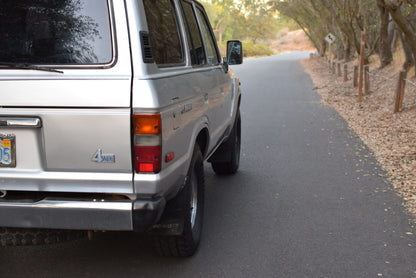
[222, 57, 229, 73]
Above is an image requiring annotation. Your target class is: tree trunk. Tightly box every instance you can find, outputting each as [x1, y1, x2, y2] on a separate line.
[377, 0, 393, 67]
[321, 39, 327, 57]
[388, 20, 396, 50]
[391, 28, 399, 52]
[218, 24, 223, 43]
[399, 32, 415, 70]
[387, 2, 416, 74]
[215, 18, 224, 43]
[343, 37, 351, 62]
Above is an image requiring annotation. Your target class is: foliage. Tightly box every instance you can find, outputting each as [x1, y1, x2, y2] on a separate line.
[202, 0, 280, 56]
[269, 0, 416, 72]
[275, 16, 299, 32]
[217, 40, 274, 58]
[242, 40, 274, 57]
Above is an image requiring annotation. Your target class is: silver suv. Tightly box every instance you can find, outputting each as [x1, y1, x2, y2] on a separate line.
[0, 0, 242, 256]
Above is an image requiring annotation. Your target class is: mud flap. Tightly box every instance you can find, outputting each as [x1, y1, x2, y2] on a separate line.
[132, 198, 166, 232]
[148, 181, 190, 235]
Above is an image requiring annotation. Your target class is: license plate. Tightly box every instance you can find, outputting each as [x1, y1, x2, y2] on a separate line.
[0, 135, 16, 168]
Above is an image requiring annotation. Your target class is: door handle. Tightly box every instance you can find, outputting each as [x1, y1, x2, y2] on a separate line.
[0, 117, 42, 128]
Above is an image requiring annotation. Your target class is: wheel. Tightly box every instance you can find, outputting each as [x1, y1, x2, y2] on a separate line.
[211, 110, 241, 175]
[153, 144, 205, 257]
[0, 227, 86, 246]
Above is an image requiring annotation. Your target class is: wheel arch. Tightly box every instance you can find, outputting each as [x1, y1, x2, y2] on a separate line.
[196, 127, 209, 159]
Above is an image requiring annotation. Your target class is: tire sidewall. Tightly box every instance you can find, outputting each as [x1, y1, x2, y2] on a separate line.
[231, 111, 241, 171]
[183, 145, 204, 251]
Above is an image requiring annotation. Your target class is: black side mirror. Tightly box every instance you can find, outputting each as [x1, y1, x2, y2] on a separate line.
[226, 40, 243, 65]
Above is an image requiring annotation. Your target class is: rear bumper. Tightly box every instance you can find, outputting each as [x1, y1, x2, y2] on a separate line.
[0, 197, 165, 232]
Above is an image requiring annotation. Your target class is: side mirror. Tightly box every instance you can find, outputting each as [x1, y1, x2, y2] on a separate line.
[227, 40, 243, 65]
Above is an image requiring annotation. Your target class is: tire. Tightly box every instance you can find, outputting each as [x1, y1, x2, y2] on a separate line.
[153, 145, 205, 257]
[211, 110, 241, 175]
[0, 227, 86, 247]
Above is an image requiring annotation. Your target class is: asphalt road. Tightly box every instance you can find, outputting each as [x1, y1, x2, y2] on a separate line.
[2, 52, 416, 278]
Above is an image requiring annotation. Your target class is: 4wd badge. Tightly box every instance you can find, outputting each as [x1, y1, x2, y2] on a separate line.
[92, 149, 115, 163]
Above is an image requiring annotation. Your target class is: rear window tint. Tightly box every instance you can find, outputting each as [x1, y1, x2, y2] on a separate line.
[143, 0, 184, 66]
[0, 0, 113, 65]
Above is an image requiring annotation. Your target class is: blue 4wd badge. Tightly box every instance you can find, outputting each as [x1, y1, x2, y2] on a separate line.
[92, 149, 115, 163]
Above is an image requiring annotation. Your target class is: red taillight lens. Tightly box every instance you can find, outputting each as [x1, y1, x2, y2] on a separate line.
[134, 146, 161, 173]
[133, 114, 162, 174]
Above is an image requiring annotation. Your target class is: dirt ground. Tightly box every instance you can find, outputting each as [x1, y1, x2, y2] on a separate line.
[301, 53, 416, 221]
[271, 29, 316, 53]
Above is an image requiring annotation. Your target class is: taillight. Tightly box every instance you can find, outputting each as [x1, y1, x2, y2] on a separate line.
[133, 114, 162, 173]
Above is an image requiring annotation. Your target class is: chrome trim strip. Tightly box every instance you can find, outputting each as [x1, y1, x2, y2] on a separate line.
[0, 117, 41, 128]
[0, 199, 133, 230]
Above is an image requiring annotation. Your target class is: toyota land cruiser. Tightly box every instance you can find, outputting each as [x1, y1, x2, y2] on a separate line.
[0, 0, 242, 257]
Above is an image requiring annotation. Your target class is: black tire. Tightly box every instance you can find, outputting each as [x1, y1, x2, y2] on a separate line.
[153, 145, 205, 257]
[211, 110, 241, 175]
[0, 227, 87, 247]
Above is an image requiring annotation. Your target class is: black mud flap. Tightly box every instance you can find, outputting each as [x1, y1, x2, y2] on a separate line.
[150, 217, 184, 236]
[132, 198, 166, 233]
[148, 186, 189, 236]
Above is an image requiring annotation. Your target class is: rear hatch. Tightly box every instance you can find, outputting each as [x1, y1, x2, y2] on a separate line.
[0, 0, 133, 195]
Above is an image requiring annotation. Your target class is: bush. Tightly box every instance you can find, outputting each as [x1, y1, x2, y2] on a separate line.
[216, 40, 274, 58]
[242, 41, 274, 57]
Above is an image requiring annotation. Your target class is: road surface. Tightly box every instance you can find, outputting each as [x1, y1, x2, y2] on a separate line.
[2, 52, 416, 278]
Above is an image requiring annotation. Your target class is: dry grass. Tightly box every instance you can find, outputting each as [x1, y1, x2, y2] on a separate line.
[301, 53, 416, 219]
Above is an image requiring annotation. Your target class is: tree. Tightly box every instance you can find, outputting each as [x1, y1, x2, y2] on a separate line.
[269, 0, 416, 68]
[384, 0, 416, 72]
[203, 0, 279, 43]
[269, 0, 380, 61]
[204, 0, 236, 42]
[377, 0, 393, 67]
[269, 0, 330, 55]
[242, 1, 279, 43]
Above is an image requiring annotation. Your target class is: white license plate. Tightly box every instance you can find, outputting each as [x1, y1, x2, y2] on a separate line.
[0, 135, 16, 168]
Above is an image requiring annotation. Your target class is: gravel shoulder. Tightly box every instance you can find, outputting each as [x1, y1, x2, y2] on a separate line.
[301, 55, 416, 220]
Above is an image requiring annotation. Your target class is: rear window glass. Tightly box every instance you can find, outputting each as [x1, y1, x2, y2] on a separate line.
[0, 0, 113, 65]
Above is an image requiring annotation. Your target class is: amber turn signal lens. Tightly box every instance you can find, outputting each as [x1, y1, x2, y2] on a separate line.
[133, 114, 161, 135]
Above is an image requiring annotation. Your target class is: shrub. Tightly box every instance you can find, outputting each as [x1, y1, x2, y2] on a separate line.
[216, 40, 274, 58]
[242, 41, 274, 57]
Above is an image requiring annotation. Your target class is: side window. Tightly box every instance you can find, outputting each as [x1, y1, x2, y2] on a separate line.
[180, 1, 206, 66]
[195, 7, 220, 65]
[142, 0, 184, 66]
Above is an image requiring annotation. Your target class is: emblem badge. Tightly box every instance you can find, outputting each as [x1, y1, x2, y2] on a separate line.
[91, 149, 115, 163]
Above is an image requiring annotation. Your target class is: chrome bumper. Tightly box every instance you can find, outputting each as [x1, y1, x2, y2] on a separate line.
[0, 197, 165, 231]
